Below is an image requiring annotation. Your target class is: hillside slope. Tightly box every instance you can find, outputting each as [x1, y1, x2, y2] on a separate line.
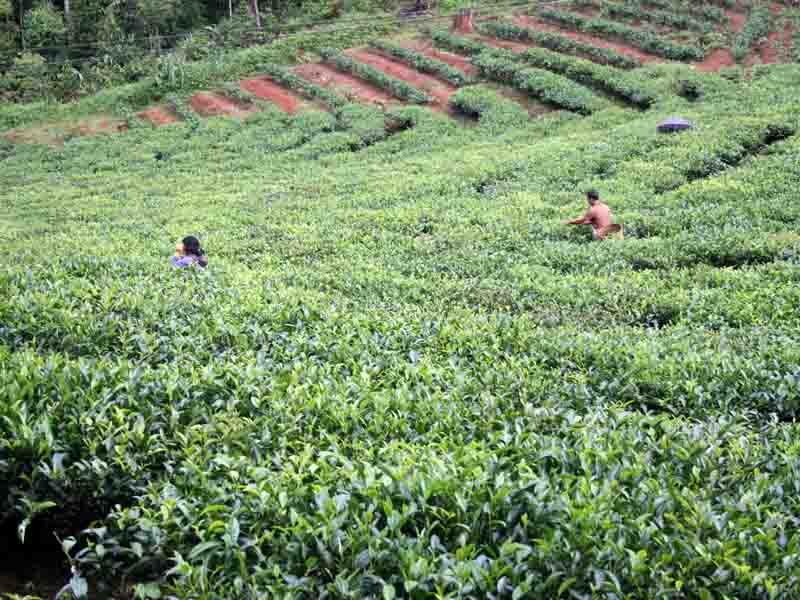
[2, 16, 800, 600]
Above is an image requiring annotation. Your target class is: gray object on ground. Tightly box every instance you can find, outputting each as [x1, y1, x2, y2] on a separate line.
[657, 117, 694, 133]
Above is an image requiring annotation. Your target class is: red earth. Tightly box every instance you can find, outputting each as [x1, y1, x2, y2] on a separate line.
[240, 77, 305, 113]
[137, 106, 179, 126]
[696, 10, 746, 71]
[189, 92, 253, 117]
[346, 48, 457, 108]
[294, 62, 398, 106]
[403, 39, 478, 75]
[512, 14, 664, 65]
[753, 4, 794, 65]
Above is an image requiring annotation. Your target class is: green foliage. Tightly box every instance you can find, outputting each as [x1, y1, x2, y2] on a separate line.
[478, 20, 641, 69]
[369, 39, 474, 86]
[515, 46, 657, 108]
[637, 0, 727, 23]
[448, 84, 529, 131]
[473, 50, 612, 115]
[599, 0, 713, 33]
[319, 47, 432, 104]
[22, 3, 66, 50]
[259, 63, 347, 108]
[733, 5, 773, 62]
[430, 28, 487, 57]
[537, 7, 705, 61]
[3, 50, 800, 600]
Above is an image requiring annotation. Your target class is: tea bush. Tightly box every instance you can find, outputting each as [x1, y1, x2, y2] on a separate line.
[472, 51, 612, 115]
[2, 56, 800, 600]
[733, 5, 773, 62]
[598, 0, 713, 33]
[319, 48, 433, 104]
[478, 20, 642, 69]
[536, 8, 706, 60]
[368, 40, 475, 87]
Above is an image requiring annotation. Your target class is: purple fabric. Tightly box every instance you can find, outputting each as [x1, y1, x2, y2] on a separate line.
[171, 255, 208, 268]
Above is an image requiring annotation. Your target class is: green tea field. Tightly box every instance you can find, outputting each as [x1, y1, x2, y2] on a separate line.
[2, 0, 800, 598]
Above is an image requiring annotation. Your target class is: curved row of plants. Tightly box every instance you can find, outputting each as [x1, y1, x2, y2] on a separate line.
[319, 47, 433, 104]
[448, 85, 531, 132]
[368, 40, 475, 87]
[472, 51, 611, 115]
[478, 20, 642, 69]
[536, 7, 705, 60]
[258, 63, 349, 110]
[635, 0, 727, 24]
[515, 46, 657, 108]
[597, 0, 714, 33]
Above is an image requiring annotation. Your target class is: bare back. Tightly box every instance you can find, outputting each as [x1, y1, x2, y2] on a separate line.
[585, 202, 612, 231]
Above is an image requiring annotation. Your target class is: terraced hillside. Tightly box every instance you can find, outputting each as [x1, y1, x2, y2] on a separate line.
[2, 2, 800, 600]
[3, 0, 798, 144]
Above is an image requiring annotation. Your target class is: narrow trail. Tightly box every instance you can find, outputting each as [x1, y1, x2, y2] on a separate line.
[240, 77, 305, 113]
[513, 14, 665, 64]
[346, 48, 457, 108]
[294, 62, 399, 106]
[189, 92, 254, 117]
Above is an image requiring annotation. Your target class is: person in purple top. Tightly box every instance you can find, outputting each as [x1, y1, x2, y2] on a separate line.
[171, 235, 208, 268]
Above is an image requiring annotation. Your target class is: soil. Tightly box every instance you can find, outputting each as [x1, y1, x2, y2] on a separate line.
[696, 10, 745, 71]
[403, 39, 478, 75]
[189, 92, 253, 117]
[4, 117, 127, 146]
[512, 14, 665, 64]
[754, 4, 794, 65]
[240, 77, 305, 113]
[346, 48, 457, 108]
[696, 48, 737, 71]
[137, 106, 179, 126]
[294, 62, 398, 107]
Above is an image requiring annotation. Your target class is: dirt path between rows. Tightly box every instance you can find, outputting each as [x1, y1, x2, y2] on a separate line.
[696, 10, 746, 72]
[240, 77, 305, 113]
[346, 48, 457, 108]
[754, 4, 794, 65]
[513, 14, 664, 64]
[403, 39, 479, 75]
[137, 106, 179, 126]
[189, 92, 254, 117]
[4, 117, 126, 146]
[294, 62, 398, 106]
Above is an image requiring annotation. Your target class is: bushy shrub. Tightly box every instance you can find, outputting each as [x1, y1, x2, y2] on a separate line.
[537, 8, 705, 61]
[733, 6, 772, 62]
[369, 39, 474, 86]
[479, 20, 641, 69]
[319, 47, 432, 103]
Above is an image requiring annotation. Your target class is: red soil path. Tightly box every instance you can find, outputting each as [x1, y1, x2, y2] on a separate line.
[137, 106, 179, 126]
[294, 62, 398, 106]
[189, 92, 253, 117]
[4, 117, 126, 146]
[696, 10, 746, 72]
[346, 48, 457, 108]
[403, 39, 478, 75]
[240, 77, 304, 113]
[513, 14, 664, 64]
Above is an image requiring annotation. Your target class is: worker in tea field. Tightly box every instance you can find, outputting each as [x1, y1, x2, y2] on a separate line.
[564, 190, 622, 240]
[171, 235, 209, 268]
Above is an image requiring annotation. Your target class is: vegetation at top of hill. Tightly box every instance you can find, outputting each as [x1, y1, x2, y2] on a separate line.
[2, 58, 800, 598]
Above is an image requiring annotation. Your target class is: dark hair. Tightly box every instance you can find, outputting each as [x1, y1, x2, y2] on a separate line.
[182, 235, 204, 257]
[586, 190, 599, 200]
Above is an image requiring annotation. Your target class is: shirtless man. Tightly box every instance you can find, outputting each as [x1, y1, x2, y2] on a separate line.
[564, 190, 620, 240]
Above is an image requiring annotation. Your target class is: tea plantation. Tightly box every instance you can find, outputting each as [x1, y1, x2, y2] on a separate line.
[2, 50, 800, 600]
